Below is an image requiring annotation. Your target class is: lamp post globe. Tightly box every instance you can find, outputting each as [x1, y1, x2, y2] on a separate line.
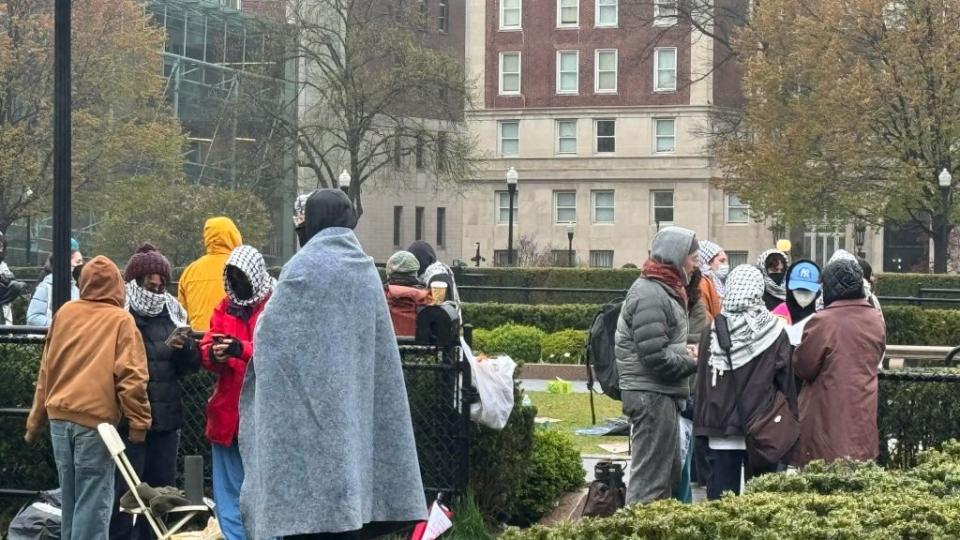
[505, 167, 518, 266]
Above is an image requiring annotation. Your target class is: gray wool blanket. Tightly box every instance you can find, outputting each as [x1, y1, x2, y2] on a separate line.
[238, 227, 426, 539]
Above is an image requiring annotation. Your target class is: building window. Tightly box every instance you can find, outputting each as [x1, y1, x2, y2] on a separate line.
[596, 0, 618, 26]
[558, 0, 578, 26]
[592, 190, 614, 223]
[595, 119, 616, 153]
[393, 206, 403, 247]
[415, 207, 425, 241]
[726, 193, 750, 223]
[654, 0, 677, 25]
[554, 191, 577, 223]
[500, 0, 522, 29]
[654, 47, 678, 92]
[595, 49, 618, 93]
[499, 52, 521, 95]
[590, 250, 614, 268]
[654, 118, 676, 153]
[499, 120, 519, 156]
[651, 190, 674, 224]
[553, 250, 577, 267]
[438, 0, 449, 32]
[557, 51, 579, 94]
[803, 230, 847, 267]
[556, 120, 577, 154]
[494, 250, 511, 267]
[727, 250, 749, 267]
[436, 207, 446, 247]
[415, 134, 425, 169]
[496, 191, 519, 225]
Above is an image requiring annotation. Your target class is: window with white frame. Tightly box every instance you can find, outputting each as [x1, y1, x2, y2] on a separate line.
[556, 120, 577, 154]
[499, 52, 521, 95]
[727, 250, 749, 267]
[592, 190, 614, 223]
[500, 0, 522, 29]
[596, 0, 618, 26]
[596, 119, 616, 153]
[654, 0, 677, 25]
[803, 230, 847, 267]
[496, 191, 519, 225]
[654, 118, 676, 153]
[654, 47, 677, 92]
[554, 191, 577, 223]
[558, 0, 579, 26]
[590, 250, 615, 268]
[438, 0, 449, 32]
[557, 51, 579, 94]
[726, 193, 750, 223]
[595, 49, 618, 93]
[651, 190, 674, 224]
[499, 120, 519, 156]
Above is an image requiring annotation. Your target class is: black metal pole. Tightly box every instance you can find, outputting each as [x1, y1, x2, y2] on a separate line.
[507, 185, 516, 266]
[52, 0, 72, 311]
[567, 233, 573, 267]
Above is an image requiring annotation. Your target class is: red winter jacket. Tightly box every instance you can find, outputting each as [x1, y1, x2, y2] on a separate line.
[200, 296, 267, 446]
[385, 284, 432, 338]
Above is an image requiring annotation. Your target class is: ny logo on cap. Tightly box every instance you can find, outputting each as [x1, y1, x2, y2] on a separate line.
[799, 268, 812, 279]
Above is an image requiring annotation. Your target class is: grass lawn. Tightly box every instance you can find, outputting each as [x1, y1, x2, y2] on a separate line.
[526, 391, 628, 456]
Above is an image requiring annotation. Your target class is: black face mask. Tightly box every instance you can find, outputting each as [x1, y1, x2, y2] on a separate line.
[72, 264, 83, 283]
[227, 269, 254, 301]
[769, 272, 785, 286]
[296, 225, 307, 248]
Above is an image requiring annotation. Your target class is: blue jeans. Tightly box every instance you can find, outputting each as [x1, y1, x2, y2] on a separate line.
[212, 443, 246, 540]
[50, 420, 115, 540]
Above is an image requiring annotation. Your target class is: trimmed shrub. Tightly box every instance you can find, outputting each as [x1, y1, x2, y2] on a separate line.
[503, 443, 960, 539]
[463, 303, 597, 333]
[541, 330, 587, 364]
[469, 324, 545, 366]
[508, 430, 585, 526]
[467, 303, 960, 347]
[875, 273, 960, 297]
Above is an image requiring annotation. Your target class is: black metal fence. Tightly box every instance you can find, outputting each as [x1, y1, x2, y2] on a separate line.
[0, 329, 473, 533]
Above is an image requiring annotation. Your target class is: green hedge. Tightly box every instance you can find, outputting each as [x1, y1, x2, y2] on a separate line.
[509, 430, 585, 527]
[464, 303, 960, 347]
[503, 444, 960, 539]
[541, 330, 587, 364]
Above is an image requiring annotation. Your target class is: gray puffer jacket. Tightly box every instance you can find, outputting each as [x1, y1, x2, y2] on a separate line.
[615, 227, 698, 398]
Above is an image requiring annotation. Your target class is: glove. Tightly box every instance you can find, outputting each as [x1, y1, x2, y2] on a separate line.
[224, 339, 243, 358]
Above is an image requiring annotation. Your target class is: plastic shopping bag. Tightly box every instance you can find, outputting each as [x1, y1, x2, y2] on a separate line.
[462, 338, 516, 430]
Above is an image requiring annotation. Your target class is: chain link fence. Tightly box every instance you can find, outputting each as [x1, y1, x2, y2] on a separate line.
[0, 331, 472, 533]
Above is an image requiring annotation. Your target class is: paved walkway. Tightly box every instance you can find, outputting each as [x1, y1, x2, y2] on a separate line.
[521, 378, 591, 393]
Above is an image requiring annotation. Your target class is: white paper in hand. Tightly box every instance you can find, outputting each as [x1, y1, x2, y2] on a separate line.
[423, 501, 453, 540]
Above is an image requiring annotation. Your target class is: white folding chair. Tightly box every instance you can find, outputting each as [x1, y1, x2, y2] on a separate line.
[97, 423, 210, 540]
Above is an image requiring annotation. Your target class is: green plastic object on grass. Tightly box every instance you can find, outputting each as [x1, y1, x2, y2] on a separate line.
[546, 378, 572, 394]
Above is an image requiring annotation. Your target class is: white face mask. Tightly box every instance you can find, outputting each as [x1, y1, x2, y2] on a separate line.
[793, 290, 817, 308]
[714, 264, 730, 282]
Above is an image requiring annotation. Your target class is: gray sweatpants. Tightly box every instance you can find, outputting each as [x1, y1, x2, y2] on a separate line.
[622, 390, 683, 505]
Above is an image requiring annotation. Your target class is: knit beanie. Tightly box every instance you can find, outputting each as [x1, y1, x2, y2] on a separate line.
[70, 238, 80, 253]
[123, 243, 172, 284]
[386, 251, 421, 277]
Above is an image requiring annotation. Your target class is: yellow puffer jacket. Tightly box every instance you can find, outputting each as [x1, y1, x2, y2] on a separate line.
[178, 217, 242, 331]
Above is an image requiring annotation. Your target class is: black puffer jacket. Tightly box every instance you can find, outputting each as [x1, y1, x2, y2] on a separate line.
[132, 309, 200, 432]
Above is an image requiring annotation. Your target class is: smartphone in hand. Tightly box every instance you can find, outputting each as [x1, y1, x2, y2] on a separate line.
[165, 326, 192, 348]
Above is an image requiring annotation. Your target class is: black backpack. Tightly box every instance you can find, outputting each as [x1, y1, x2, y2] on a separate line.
[585, 299, 624, 410]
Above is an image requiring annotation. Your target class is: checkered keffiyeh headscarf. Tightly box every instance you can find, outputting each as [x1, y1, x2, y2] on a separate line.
[757, 248, 789, 301]
[698, 240, 726, 297]
[293, 192, 316, 227]
[125, 281, 188, 327]
[224, 245, 274, 307]
[708, 265, 783, 380]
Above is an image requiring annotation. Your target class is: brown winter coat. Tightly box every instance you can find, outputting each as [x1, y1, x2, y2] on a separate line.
[791, 298, 886, 466]
[26, 256, 152, 442]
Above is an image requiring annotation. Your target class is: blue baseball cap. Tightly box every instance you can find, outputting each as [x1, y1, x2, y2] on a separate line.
[70, 238, 80, 252]
[788, 261, 820, 292]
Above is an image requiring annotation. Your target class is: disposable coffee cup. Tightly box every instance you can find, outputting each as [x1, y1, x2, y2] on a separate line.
[431, 282, 448, 304]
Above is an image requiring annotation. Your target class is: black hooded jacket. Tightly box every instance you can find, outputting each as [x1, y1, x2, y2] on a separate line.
[131, 309, 200, 432]
[822, 259, 865, 307]
[303, 189, 357, 244]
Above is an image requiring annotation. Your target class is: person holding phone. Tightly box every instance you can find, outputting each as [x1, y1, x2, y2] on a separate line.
[106, 244, 198, 539]
[200, 245, 273, 540]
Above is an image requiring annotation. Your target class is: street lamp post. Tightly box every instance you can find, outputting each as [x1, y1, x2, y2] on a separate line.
[566, 223, 575, 268]
[506, 167, 518, 266]
[339, 169, 351, 194]
[854, 211, 867, 259]
[937, 168, 953, 273]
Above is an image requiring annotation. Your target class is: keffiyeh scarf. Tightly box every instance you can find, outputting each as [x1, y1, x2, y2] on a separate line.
[225, 245, 275, 307]
[708, 265, 783, 384]
[757, 248, 789, 301]
[125, 280, 188, 327]
[698, 240, 726, 298]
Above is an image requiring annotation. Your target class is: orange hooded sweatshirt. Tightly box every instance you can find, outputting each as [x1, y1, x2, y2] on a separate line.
[178, 217, 242, 331]
[26, 256, 152, 442]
